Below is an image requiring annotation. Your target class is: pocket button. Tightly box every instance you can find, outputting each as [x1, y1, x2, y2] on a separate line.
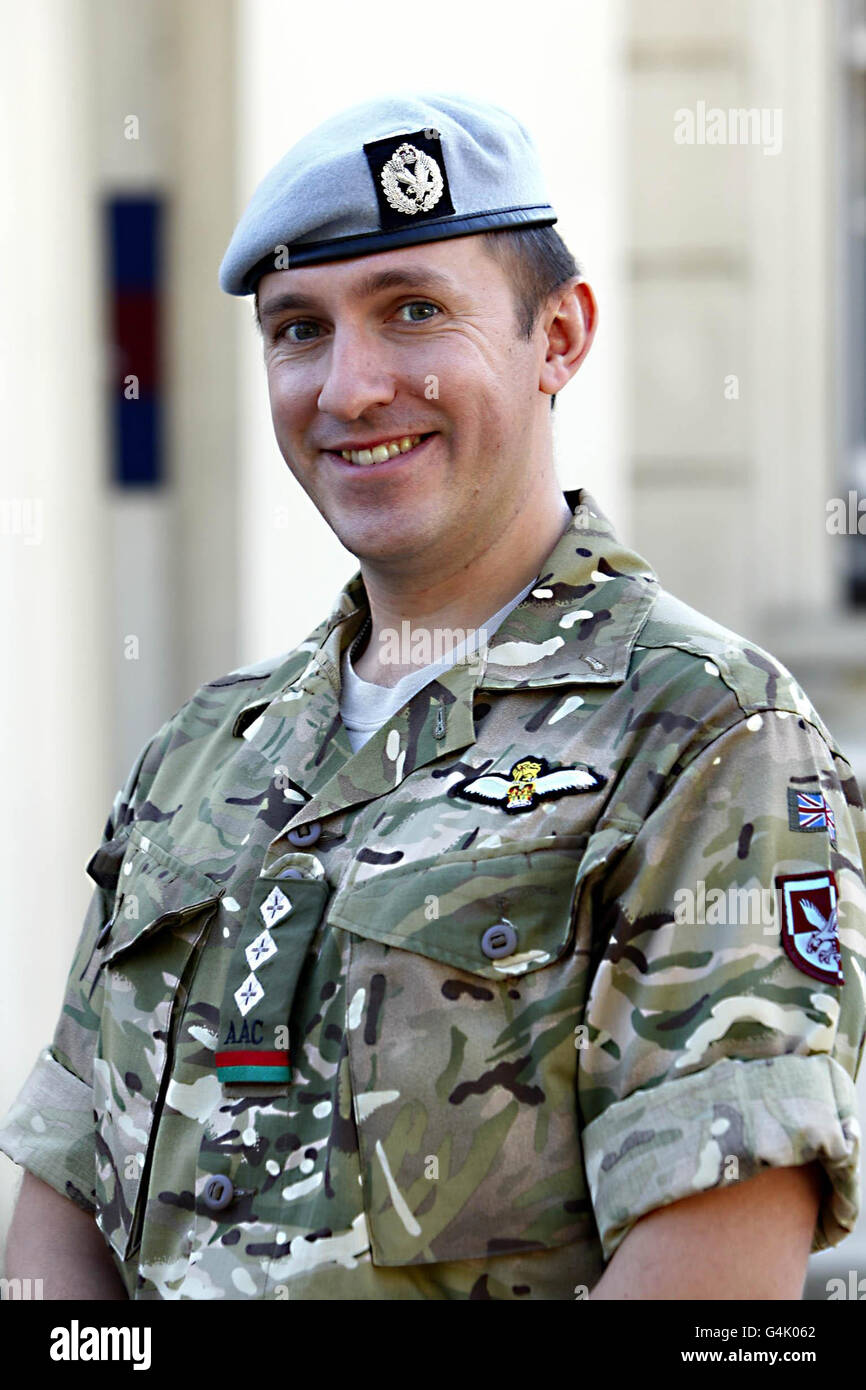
[202, 1175, 234, 1211]
[287, 822, 321, 848]
[480, 922, 518, 959]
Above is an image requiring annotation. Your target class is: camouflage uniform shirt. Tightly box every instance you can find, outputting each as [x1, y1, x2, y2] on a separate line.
[1, 488, 864, 1300]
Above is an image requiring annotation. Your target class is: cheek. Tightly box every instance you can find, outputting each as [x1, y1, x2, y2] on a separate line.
[433, 331, 528, 399]
[420, 351, 509, 422]
[264, 365, 284, 416]
[265, 364, 308, 424]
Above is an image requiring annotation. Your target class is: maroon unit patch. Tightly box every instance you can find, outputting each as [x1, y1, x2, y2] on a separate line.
[775, 871, 843, 986]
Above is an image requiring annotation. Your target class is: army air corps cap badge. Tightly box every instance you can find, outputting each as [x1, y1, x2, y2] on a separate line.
[775, 870, 844, 986]
[452, 755, 606, 814]
[363, 128, 454, 230]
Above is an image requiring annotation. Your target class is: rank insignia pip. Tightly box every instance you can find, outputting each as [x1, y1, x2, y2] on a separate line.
[234, 971, 265, 1017]
[775, 871, 844, 986]
[452, 756, 607, 814]
[260, 885, 292, 926]
[245, 928, 278, 971]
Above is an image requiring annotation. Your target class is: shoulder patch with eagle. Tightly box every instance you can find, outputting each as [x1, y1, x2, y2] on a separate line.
[451, 756, 607, 814]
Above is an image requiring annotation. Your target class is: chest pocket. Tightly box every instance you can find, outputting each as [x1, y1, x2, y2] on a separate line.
[328, 837, 594, 1267]
[91, 825, 223, 1261]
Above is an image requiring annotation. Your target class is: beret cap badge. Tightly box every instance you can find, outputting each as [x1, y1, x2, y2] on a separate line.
[380, 142, 444, 216]
[363, 126, 456, 232]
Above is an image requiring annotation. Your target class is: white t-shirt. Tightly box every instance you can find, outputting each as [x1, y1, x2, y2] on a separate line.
[339, 579, 536, 752]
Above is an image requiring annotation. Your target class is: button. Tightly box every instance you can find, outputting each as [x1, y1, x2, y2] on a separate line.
[287, 822, 321, 847]
[279, 868, 305, 879]
[202, 1175, 234, 1211]
[481, 922, 518, 959]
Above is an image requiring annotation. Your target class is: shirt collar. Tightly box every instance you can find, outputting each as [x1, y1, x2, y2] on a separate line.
[316, 486, 658, 688]
[232, 486, 659, 741]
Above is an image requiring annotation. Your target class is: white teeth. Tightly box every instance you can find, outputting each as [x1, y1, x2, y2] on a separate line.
[339, 434, 424, 465]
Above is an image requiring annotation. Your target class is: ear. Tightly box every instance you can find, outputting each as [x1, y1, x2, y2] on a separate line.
[538, 279, 598, 399]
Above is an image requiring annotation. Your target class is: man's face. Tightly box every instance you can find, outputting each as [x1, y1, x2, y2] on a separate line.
[257, 236, 554, 570]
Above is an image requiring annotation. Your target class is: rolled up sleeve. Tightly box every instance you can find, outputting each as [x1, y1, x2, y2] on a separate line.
[584, 1052, 860, 1259]
[0, 1047, 98, 1212]
[0, 723, 170, 1214]
[578, 711, 866, 1260]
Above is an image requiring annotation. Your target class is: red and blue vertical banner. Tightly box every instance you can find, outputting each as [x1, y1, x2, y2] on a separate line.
[106, 197, 164, 487]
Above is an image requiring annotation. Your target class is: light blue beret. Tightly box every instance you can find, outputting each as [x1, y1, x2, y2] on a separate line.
[219, 90, 557, 296]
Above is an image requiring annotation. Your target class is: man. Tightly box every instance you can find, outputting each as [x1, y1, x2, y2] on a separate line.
[2, 92, 864, 1301]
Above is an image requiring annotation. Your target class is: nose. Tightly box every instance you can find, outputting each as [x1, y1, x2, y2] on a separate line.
[316, 324, 397, 420]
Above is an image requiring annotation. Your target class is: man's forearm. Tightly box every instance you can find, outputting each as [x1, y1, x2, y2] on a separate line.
[4, 1170, 128, 1299]
[589, 1162, 823, 1300]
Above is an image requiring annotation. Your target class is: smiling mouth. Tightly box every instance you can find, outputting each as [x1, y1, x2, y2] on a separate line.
[331, 433, 435, 466]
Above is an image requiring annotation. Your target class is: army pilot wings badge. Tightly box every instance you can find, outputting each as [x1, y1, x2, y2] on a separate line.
[451, 756, 607, 814]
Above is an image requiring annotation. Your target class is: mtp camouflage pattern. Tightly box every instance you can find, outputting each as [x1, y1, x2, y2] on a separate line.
[1, 489, 864, 1299]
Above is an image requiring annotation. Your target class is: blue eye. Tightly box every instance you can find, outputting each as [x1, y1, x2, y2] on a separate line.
[281, 320, 320, 342]
[276, 302, 438, 341]
[397, 301, 439, 322]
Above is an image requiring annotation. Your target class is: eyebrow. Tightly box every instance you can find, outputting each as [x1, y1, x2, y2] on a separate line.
[257, 264, 458, 328]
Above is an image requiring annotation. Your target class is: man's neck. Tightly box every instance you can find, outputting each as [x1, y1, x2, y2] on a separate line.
[351, 486, 574, 688]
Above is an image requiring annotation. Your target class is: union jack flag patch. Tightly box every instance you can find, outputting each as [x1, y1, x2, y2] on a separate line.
[787, 787, 836, 845]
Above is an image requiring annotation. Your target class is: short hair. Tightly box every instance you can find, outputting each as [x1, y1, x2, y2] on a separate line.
[252, 224, 582, 410]
[480, 224, 583, 411]
[480, 225, 582, 340]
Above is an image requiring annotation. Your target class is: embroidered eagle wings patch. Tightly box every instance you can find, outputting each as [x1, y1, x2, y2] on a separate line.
[776, 870, 844, 986]
[452, 756, 607, 814]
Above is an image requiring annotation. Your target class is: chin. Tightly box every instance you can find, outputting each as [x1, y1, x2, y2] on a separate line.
[350, 534, 421, 566]
[335, 517, 424, 565]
